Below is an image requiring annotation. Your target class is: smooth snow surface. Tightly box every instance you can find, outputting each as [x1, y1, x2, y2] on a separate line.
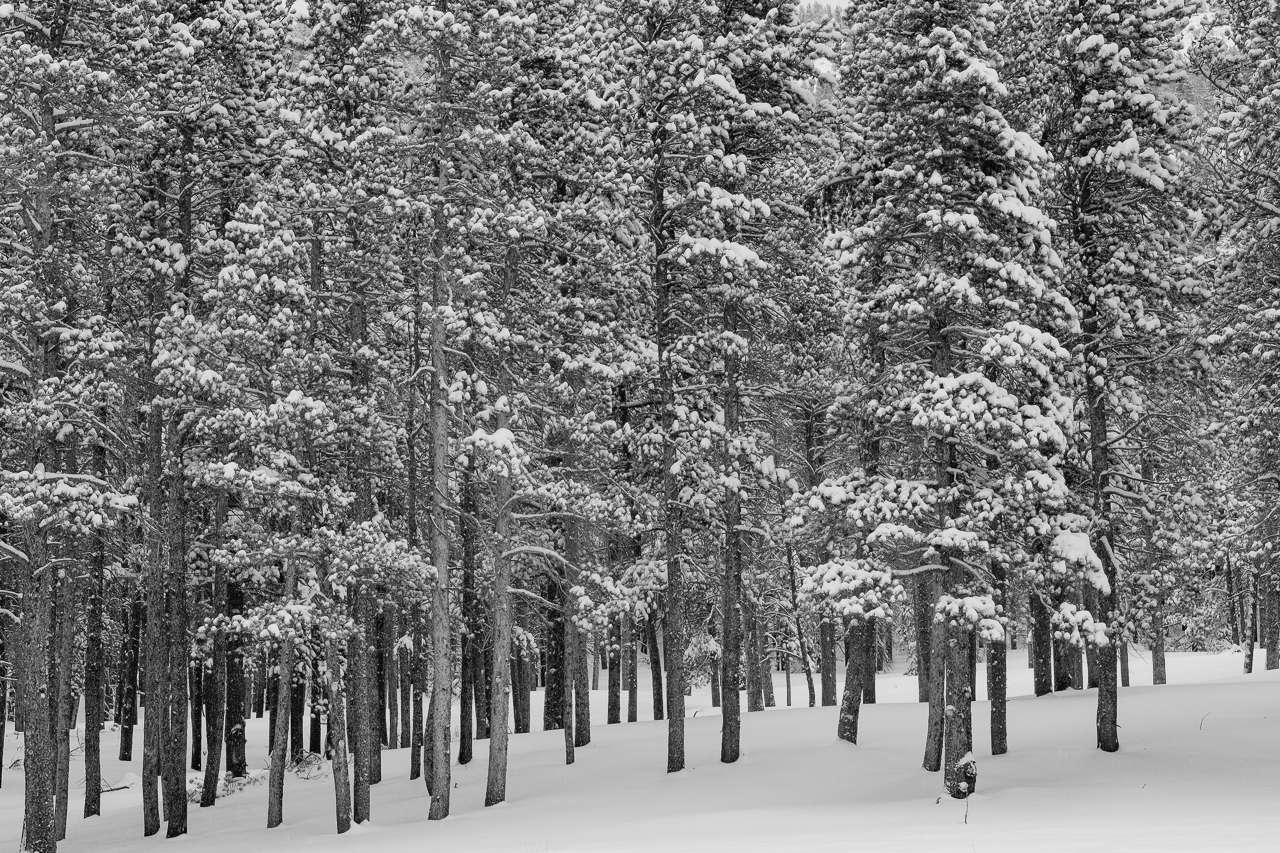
[2, 649, 1277, 852]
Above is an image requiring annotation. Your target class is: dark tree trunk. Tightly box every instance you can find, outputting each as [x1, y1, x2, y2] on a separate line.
[118, 592, 142, 762]
[626, 616, 638, 722]
[268, 559, 298, 829]
[200, 498, 229, 806]
[190, 662, 203, 772]
[1152, 591, 1167, 685]
[1031, 591, 1053, 696]
[399, 639, 412, 748]
[17, 517, 57, 853]
[786, 546, 816, 708]
[53, 573, 75, 842]
[325, 638, 351, 834]
[574, 625, 591, 747]
[1226, 558, 1241, 647]
[311, 654, 324, 755]
[943, 625, 975, 799]
[290, 668, 305, 762]
[745, 600, 763, 713]
[646, 616, 664, 720]
[1244, 572, 1258, 674]
[837, 621, 865, 744]
[819, 620, 837, 706]
[608, 615, 622, 724]
[84, 456, 107, 816]
[225, 579, 248, 778]
[351, 593, 373, 824]
[543, 574, 565, 731]
[862, 617, 877, 704]
[1265, 584, 1280, 670]
[913, 575, 933, 703]
[384, 612, 397, 750]
[988, 637, 1007, 755]
[922, 576, 946, 772]
[410, 609, 425, 779]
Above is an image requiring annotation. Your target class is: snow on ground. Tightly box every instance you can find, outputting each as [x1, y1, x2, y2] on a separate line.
[2, 648, 1277, 852]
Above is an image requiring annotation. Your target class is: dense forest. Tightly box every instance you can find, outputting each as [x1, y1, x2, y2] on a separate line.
[2, 0, 1279, 850]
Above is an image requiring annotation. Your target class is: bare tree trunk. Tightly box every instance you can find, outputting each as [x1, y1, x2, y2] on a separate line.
[118, 592, 142, 762]
[745, 599, 763, 713]
[18, 519, 57, 853]
[819, 620, 837, 706]
[760, 616, 776, 708]
[862, 617, 877, 704]
[1265, 583, 1280, 670]
[1152, 591, 1167, 685]
[225, 580, 248, 778]
[837, 621, 865, 744]
[190, 663, 203, 772]
[53, 568, 75, 842]
[485, 403, 515, 805]
[922, 575, 946, 772]
[1244, 571, 1258, 674]
[626, 616, 638, 722]
[646, 617, 664, 720]
[84, 431, 108, 817]
[607, 614, 622, 724]
[351, 593, 373, 824]
[786, 546, 815, 708]
[574, 626, 591, 747]
[989, 560, 1007, 755]
[943, 625, 975, 799]
[410, 608, 425, 780]
[325, 638, 351, 834]
[913, 576, 933, 703]
[268, 559, 299, 828]
[1031, 591, 1053, 696]
[199, 498, 228, 807]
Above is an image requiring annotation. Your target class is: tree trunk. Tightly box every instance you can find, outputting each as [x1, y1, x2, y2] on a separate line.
[1265, 584, 1280, 670]
[351, 593, 373, 824]
[118, 592, 142, 762]
[988, 635, 1007, 756]
[190, 662, 203, 772]
[943, 625, 975, 798]
[289, 667, 305, 762]
[1031, 591, 1053, 696]
[1244, 571, 1258, 674]
[760, 616, 776, 708]
[53, 571, 75, 842]
[785, 549, 816, 710]
[646, 617, 664, 720]
[607, 615, 622, 724]
[17, 517, 57, 853]
[410, 609, 425, 780]
[485, 399, 516, 803]
[543, 575, 566, 730]
[837, 621, 865, 744]
[84, 442, 108, 816]
[1152, 591, 1167, 685]
[225, 579, 248, 778]
[162, 411, 190, 838]
[268, 559, 299, 828]
[818, 620, 837, 706]
[913, 575, 933, 703]
[862, 617, 877, 704]
[626, 616, 639, 723]
[325, 638, 351, 834]
[574, 626, 591, 747]
[745, 600, 763, 713]
[922, 575, 946, 772]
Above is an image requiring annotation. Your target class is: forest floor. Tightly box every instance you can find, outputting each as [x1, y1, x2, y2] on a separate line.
[1, 648, 1277, 852]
